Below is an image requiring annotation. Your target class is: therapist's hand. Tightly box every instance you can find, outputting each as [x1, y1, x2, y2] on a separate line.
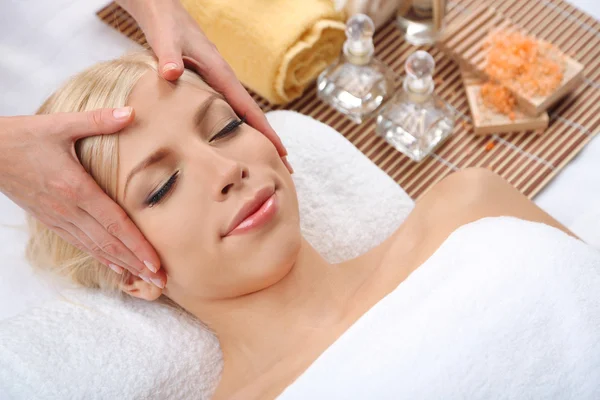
[0, 110, 165, 286]
[116, 0, 291, 170]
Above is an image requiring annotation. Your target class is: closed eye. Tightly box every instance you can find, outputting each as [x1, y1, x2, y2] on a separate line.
[146, 171, 179, 207]
[209, 115, 246, 142]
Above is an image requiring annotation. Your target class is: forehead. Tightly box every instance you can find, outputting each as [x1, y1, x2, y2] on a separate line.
[119, 71, 217, 146]
[127, 70, 216, 120]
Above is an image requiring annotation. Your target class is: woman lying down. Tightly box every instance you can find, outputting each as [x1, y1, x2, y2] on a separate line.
[28, 52, 600, 399]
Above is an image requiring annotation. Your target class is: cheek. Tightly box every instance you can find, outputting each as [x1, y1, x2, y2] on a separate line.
[132, 192, 217, 289]
[240, 129, 283, 168]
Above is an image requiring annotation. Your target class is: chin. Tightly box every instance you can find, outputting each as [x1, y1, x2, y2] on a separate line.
[226, 184, 302, 296]
[264, 233, 301, 282]
[236, 228, 302, 296]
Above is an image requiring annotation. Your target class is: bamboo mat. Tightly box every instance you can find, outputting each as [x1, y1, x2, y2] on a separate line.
[97, 0, 600, 200]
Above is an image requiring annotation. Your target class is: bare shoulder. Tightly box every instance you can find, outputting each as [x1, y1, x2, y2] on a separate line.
[412, 168, 571, 239]
[375, 168, 573, 279]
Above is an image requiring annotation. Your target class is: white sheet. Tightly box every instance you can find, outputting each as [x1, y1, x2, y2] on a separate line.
[1, 0, 599, 319]
[279, 217, 600, 399]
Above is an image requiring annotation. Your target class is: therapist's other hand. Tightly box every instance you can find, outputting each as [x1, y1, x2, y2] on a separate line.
[0, 109, 165, 286]
[117, 0, 290, 166]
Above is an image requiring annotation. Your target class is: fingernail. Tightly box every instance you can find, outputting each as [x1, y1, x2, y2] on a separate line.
[144, 260, 158, 273]
[139, 275, 152, 284]
[162, 63, 179, 74]
[113, 107, 132, 120]
[150, 278, 165, 289]
[277, 138, 288, 157]
[283, 157, 294, 174]
[108, 263, 124, 274]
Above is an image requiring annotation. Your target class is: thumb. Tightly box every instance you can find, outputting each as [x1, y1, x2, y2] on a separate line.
[155, 44, 184, 81]
[53, 107, 135, 140]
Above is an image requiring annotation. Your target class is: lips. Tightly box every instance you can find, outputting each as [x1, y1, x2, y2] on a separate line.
[223, 186, 278, 237]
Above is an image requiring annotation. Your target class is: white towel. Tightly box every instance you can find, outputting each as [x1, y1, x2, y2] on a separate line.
[271, 111, 414, 262]
[0, 111, 413, 399]
[0, 290, 223, 399]
[279, 217, 600, 399]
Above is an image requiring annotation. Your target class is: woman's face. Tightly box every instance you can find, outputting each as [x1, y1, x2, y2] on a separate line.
[116, 71, 300, 303]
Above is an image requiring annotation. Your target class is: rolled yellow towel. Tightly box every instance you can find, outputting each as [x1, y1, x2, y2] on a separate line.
[181, 0, 346, 104]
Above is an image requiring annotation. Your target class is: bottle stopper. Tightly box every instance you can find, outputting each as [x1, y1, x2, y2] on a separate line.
[343, 14, 375, 64]
[403, 50, 435, 95]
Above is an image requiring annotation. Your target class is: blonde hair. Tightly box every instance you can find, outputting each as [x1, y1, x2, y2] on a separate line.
[26, 52, 203, 294]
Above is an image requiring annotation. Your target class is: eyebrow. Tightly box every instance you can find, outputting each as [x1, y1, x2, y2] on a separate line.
[123, 92, 227, 201]
[123, 148, 170, 201]
[194, 92, 225, 128]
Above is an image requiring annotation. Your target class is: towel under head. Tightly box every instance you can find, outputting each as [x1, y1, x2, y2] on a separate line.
[181, 0, 346, 104]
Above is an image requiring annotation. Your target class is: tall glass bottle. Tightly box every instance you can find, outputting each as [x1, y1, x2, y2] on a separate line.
[376, 50, 455, 162]
[317, 14, 395, 124]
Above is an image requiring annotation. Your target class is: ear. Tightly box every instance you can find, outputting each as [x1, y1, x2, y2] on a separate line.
[119, 274, 163, 301]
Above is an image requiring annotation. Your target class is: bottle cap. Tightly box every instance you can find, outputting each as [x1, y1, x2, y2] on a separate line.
[343, 14, 375, 63]
[404, 50, 435, 95]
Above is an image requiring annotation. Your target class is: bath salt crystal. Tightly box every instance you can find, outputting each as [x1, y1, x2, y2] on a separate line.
[484, 30, 565, 99]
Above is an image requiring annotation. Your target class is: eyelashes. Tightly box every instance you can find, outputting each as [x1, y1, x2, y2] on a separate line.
[146, 171, 179, 207]
[209, 115, 246, 142]
[145, 116, 246, 208]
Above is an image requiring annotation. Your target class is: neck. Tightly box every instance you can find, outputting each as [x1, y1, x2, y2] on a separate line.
[187, 239, 359, 377]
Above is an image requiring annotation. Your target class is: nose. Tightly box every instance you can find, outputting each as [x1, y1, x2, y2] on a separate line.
[212, 155, 249, 200]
